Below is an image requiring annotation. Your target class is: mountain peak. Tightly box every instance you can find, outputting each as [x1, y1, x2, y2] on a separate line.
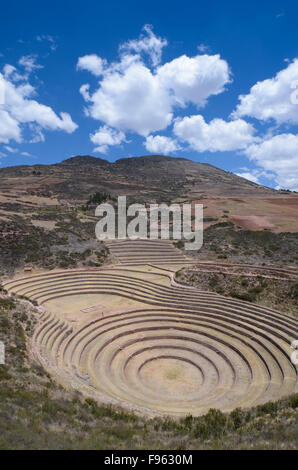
[115, 154, 187, 164]
[61, 155, 111, 166]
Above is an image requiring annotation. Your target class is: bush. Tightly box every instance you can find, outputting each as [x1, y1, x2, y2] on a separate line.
[248, 285, 263, 296]
[290, 283, 298, 299]
[87, 192, 111, 205]
[256, 401, 278, 416]
[174, 240, 184, 249]
[287, 394, 298, 409]
[229, 407, 245, 429]
[229, 290, 255, 302]
[194, 408, 227, 439]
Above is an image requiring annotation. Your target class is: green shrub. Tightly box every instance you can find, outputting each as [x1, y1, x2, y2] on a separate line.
[287, 394, 298, 409]
[290, 283, 298, 299]
[87, 192, 111, 205]
[194, 408, 227, 439]
[229, 407, 245, 429]
[229, 291, 255, 302]
[256, 401, 278, 416]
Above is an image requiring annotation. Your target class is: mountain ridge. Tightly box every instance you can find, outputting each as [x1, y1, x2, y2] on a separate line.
[0, 153, 270, 193]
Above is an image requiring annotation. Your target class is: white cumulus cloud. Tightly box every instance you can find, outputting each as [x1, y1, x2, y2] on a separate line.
[233, 58, 298, 125]
[0, 70, 78, 144]
[0, 110, 21, 144]
[244, 133, 298, 190]
[90, 125, 126, 153]
[119, 24, 167, 67]
[173, 114, 257, 152]
[77, 54, 106, 77]
[80, 61, 173, 136]
[144, 135, 180, 154]
[78, 27, 231, 139]
[157, 54, 230, 108]
[235, 171, 260, 184]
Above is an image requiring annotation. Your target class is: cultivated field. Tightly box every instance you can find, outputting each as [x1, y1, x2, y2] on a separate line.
[4, 240, 298, 417]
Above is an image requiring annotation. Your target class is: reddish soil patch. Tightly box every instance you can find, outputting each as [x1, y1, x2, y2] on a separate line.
[230, 215, 275, 230]
[266, 197, 298, 206]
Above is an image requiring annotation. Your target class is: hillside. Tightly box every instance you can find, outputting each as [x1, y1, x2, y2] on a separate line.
[1, 154, 297, 451]
[0, 154, 274, 203]
[0, 154, 298, 276]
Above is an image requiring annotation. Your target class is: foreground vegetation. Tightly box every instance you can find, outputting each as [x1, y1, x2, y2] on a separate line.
[0, 294, 297, 450]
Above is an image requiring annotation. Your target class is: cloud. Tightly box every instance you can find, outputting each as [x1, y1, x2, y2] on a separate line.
[77, 54, 106, 77]
[80, 61, 173, 136]
[244, 133, 298, 190]
[90, 125, 126, 153]
[0, 110, 21, 144]
[157, 54, 230, 108]
[0, 71, 78, 144]
[197, 44, 210, 53]
[78, 27, 231, 137]
[18, 54, 43, 73]
[119, 24, 167, 67]
[4, 145, 18, 153]
[3, 64, 26, 82]
[233, 59, 298, 125]
[20, 151, 32, 157]
[28, 124, 45, 143]
[173, 114, 257, 152]
[36, 35, 57, 51]
[235, 171, 260, 184]
[144, 135, 180, 154]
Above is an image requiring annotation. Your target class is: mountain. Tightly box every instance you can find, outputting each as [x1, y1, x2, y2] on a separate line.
[0, 154, 297, 276]
[0, 154, 275, 203]
[0, 154, 298, 234]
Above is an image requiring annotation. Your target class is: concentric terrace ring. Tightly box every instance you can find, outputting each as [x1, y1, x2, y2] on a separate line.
[4, 249, 298, 416]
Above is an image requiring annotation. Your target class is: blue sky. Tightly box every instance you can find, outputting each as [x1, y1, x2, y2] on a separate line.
[1, 0, 298, 190]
